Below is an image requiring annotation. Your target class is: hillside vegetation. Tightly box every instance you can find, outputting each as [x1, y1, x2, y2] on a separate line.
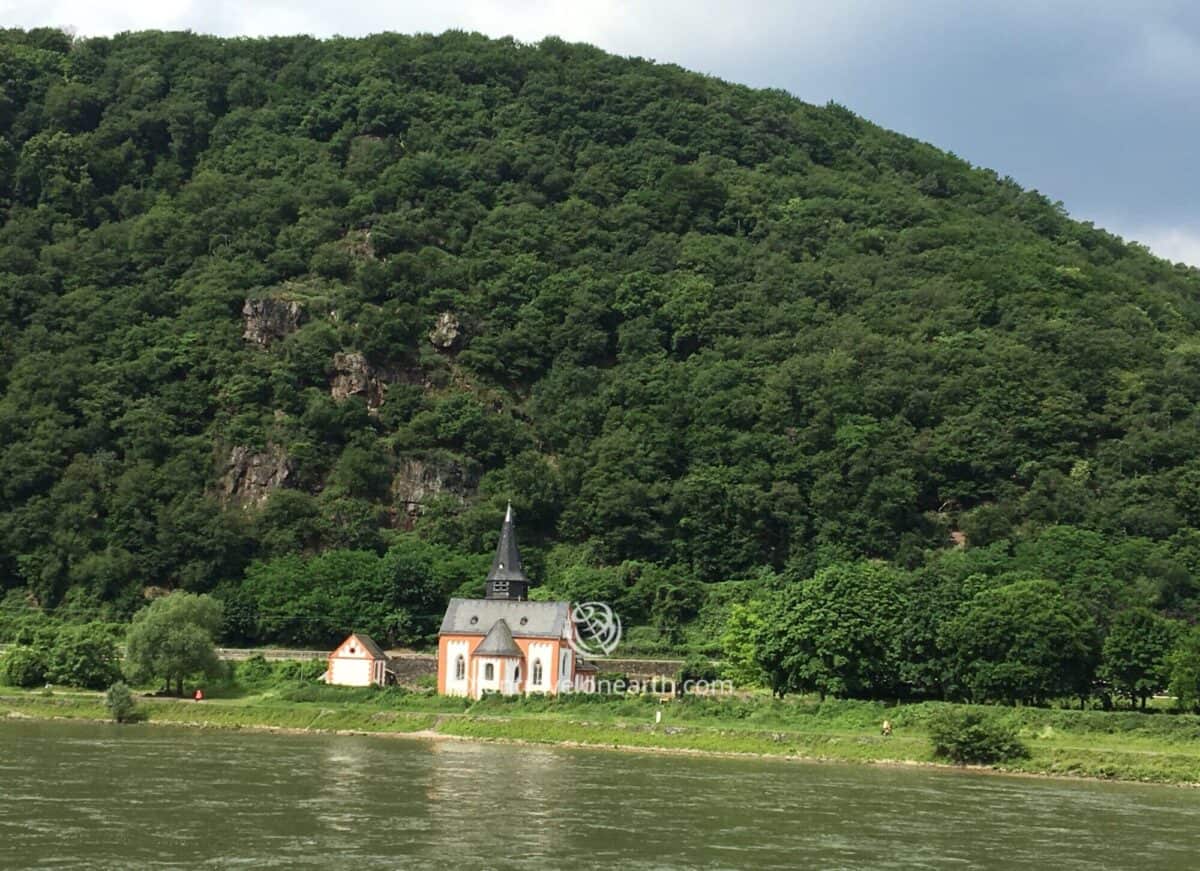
[2, 29, 1200, 686]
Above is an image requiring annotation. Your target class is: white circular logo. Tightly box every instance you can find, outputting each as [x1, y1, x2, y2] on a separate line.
[569, 601, 622, 658]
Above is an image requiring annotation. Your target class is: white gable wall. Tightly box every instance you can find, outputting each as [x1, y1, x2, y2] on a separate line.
[328, 656, 374, 686]
[325, 634, 388, 686]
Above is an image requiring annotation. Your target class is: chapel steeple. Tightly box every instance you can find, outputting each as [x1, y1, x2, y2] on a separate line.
[485, 502, 529, 600]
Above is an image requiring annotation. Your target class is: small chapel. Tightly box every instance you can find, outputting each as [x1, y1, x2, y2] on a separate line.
[437, 504, 597, 698]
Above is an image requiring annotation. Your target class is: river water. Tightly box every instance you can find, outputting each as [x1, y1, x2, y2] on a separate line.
[1, 720, 1198, 869]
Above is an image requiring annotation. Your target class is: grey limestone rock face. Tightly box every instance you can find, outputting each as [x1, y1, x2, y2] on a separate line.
[428, 311, 460, 350]
[221, 444, 292, 506]
[330, 351, 385, 408]
[242, 298, 304, 347]
[391, 456, 477, 526]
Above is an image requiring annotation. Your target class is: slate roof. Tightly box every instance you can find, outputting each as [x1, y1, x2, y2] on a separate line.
[472, 618, 524, 657]
[487, 503, 529, 582]
[439, 598, 570, 638]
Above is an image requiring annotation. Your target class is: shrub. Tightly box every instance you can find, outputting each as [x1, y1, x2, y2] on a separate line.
[676, 654, 720, 685]
[47, 623, 122, 689]
[235, 654, 276, 687]
[1, 645, 50, 687]
[105, 681, 138, 723]
[274, 658, 327, 683]
[929, 709, 1029, 765]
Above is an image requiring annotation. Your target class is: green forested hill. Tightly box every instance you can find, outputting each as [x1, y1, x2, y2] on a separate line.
[2, 28, 1200, 653]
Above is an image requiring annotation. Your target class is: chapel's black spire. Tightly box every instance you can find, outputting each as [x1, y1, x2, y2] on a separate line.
[485, 503, 529, 600]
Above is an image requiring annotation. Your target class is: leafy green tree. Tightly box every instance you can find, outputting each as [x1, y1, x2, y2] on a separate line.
[375, 537, 450, 644]
[719, 602, 766, 687]
[1166, 627, 1200, 712]
[47, 622, 122, 689]
[1098, 609, 1180, 709]
[945, 580, 1097, 705]
[770, 563, 911, 700]
[104, 681, 138, 723]
[1, 645, 49, 687]
[747, 586, 805, 698]
[124, 592, 223, 696]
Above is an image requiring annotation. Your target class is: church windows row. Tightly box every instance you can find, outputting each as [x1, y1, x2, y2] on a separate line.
[452, 655, 553, 687]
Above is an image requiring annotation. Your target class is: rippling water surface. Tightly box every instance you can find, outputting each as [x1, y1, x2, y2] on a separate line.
[2, 720, 1198, 869]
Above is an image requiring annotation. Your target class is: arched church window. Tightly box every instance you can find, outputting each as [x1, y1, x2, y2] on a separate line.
[455, 655, 465, 680]
[532, 660, 543, 685]
[484, 663, 494, 681]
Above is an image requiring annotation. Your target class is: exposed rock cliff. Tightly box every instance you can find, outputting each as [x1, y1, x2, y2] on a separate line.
[242, 298, 304, 347]
[391, 456, 478, 527]
[221, 444, 292, 506]
[428, 312, 460, 351]
[330, 351, 386, 409]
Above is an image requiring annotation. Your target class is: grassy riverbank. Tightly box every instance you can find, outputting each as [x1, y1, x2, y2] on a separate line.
[4, 688, 1199, 785]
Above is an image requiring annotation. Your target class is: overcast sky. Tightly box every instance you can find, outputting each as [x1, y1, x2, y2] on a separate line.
[3, 0, 1198, 266]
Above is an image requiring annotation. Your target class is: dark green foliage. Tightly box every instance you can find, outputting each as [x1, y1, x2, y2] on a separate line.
[104, 680, 137, 723]
[234, 654, 276, 687]
[752, 563, 911, 699]
[0, 28, 1199, 693]
[1167, 627, 1200, 712]
[225, 536, 484, 647]
[233, 654, 327, 689]
[676, 654, 720, 686]
[928, 709, 1030, 765]
[45, 622, 122, 689]
[124, 592, 223, 695]
[945, 579, 1096, 705]
[0, 619, 121, 688]
[1098, 608, 1179, 708]
[1, 645, 49, 687]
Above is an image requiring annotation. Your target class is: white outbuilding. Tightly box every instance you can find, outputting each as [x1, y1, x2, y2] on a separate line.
[322, 633, 392, 686]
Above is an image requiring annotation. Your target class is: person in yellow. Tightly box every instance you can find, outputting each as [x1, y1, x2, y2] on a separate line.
[881, 719, 893, 736]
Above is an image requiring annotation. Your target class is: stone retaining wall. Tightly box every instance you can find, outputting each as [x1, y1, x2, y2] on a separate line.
[213, 648, 696, 684]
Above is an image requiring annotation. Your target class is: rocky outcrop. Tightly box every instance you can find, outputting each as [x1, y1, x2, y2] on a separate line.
[341, 227, 376, 261]
[330, 351, 386, 409]
[242, 298, 304, 347]
[428, 312, 460, 351]
[221, 444, 292, 506]
[391, 456, 478, 526]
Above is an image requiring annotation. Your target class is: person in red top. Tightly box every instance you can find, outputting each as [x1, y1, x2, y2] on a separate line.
[194, 689, 204, 702]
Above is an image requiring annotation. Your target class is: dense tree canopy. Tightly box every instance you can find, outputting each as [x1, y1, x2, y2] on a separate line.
[124, 591, 222, 694]
[1, 29, 1199, 683]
